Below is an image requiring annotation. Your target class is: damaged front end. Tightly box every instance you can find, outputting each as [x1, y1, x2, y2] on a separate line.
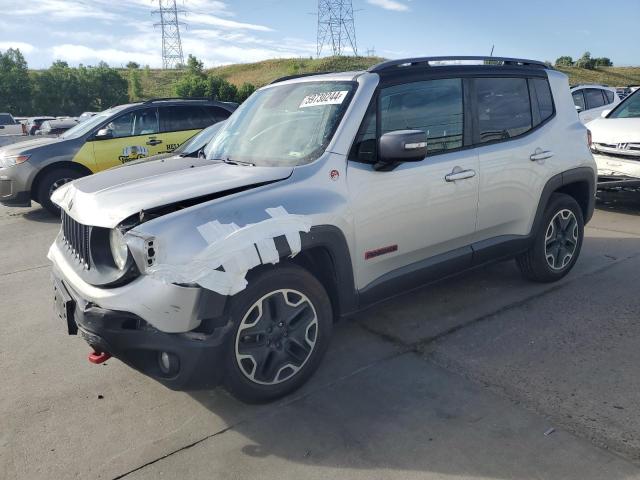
[48, 169, 312, 389]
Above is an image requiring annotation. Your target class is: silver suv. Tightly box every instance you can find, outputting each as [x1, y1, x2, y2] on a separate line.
[49, 57, 596, 402]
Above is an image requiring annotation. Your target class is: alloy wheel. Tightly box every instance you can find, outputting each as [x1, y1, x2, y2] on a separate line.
[235, 289, 318, 385]
[49, 177, 74, 198]
[544, 209, 579, 270]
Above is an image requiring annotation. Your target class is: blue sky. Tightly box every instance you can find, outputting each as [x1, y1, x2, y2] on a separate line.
[0, 0, 638, 69]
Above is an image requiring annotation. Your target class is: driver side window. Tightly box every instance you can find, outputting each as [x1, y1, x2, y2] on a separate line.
[108, 108, 159, 138]
[350, 78, 464, 163]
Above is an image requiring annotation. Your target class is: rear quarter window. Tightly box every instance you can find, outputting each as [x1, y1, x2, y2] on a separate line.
[0, 114, 14, 126]
[532, 78, 554, 123]
[475, 77, 532, 144]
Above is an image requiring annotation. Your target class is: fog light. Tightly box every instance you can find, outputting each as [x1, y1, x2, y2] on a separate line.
[158, 351, 179, 376]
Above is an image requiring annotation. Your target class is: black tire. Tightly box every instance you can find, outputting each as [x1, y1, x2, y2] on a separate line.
[36, 168, 86, 216]
[223, 264, 333, 403]
[516, 193, 584, 283]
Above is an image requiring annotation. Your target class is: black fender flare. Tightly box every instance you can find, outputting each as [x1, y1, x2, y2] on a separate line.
[530, 166, 596, 236]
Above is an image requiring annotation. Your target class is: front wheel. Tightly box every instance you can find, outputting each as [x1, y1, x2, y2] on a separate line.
[36, 168, 85, 216]
[223, 264, 333, 403]
[516, 193, 584, 282]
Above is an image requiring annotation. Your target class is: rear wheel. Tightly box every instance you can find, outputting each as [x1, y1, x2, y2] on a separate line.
[223, 264, 333, 403]
[36, 168, 86, 216]
[516, 193, 584, 282]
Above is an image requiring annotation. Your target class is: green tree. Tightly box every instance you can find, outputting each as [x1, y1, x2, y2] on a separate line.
[86, 62, 128, 110]
[218, 81, 238, 102]
[175, 74, 208, 97]
[174, 55, 208, 97]
[128, 63, 143, 100]
[575, 52, 595, 70]
[554, 56, 574, 67]
[186, 54, 204, 75]
[237, 82, 256, 102]
[593, 57, 613, 67]
[0, 48, 33, 115]
[126, 61, 140, 70]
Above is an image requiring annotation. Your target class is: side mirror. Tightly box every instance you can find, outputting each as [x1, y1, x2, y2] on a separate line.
[575, 105, 584, 113]
[94, 128, 113, 140]
[601, 109, 611, 118]
[378, 130, 427, 168]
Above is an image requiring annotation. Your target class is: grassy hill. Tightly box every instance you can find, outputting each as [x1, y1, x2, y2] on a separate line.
[120, 57, 640, 100]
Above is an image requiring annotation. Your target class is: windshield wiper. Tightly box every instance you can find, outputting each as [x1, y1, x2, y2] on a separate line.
[221, 157, 255, 167]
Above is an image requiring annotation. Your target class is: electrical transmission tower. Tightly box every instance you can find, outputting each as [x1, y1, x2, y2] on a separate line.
[316, 0, 358, 57]
[153, 0, 185, 69]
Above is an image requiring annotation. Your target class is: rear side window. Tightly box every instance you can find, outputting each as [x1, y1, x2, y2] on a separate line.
[604, 90, 615, 104]
[532, 78, 554, 123]
[205, 106, 232, 123]
[585, 89, 605, 109]
[160, 106, 217, 132]
[475, 78, 532, 143]
[380, 78, 464, 154]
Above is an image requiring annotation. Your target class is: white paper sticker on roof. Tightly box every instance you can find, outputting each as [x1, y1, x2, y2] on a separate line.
[299, 90, 348, 108]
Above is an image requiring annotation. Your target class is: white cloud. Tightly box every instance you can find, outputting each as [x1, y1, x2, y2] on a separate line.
[50, 44, 158, 67]
[188, 13, 273, 31]
[0, 41, 36, 54]
[367, 0, 409, 12]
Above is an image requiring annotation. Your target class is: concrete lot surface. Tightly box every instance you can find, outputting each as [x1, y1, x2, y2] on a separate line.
[2, 190, 640, 479]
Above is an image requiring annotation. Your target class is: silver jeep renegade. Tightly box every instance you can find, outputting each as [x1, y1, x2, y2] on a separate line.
[49, 57, 596, 402]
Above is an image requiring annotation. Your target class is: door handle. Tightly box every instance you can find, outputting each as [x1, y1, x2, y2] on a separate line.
[146, 138, 162, 146]
[445, 167, 476, 182]
[530, 148, 554, 161]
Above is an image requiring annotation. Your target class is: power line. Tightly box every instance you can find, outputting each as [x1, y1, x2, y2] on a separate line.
[316, 0, 358, 57]
[153, 0, 186, 69]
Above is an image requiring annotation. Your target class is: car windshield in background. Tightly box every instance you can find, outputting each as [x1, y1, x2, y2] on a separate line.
[206, 81, 356, 167]
[0, 114, 13, 126]
[608, 91, 640, 119]
[178, 121, 226, 156]
[59, 106, 127, 139]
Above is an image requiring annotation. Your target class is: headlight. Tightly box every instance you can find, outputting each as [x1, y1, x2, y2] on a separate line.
[109, 228, 128, 270]
[0, 154, 31, 168]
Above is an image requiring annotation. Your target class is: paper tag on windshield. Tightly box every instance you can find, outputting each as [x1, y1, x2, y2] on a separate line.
[299, 91, 348, 108]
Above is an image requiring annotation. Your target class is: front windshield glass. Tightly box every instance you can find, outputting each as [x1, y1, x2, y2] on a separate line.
[60, 105, 129, 139]
[609, 91, 640, 119]
[206, 81, 356, 166]
[178, 121, 225, 155]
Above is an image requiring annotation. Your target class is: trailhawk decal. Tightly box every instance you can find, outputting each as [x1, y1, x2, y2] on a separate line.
[299, 90, 348, 108]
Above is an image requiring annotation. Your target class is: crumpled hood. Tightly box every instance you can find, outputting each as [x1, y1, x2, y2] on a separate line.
[52, 157, 293, 228]
[587, 118, 640, 143]
[0, 136, 63, 156]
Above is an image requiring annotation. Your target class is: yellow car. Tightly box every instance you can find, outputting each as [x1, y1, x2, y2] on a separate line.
[0, 98, 236, 214]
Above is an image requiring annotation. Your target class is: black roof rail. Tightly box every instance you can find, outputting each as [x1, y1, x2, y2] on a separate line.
[142, 97, 214, 104]
[369, 56, 550, 73]
[269, 72, 333, 85]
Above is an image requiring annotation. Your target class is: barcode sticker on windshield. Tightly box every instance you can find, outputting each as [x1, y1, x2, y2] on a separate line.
[299, 91, 348, 108]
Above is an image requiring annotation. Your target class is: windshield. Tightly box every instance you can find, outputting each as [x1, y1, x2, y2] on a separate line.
[205, 81, 356, 166]
[60, 105, 129, 139]
[178, 121, 226, 155]
[608, 90, 640, 119]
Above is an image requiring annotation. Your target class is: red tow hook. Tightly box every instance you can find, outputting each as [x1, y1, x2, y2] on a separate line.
[88, 350, 112, 364]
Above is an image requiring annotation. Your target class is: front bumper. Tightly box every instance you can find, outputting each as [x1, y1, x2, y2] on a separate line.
[53, 269, 233, 390]
[594, 153, 640, 186]
[0, 163, 36, 207]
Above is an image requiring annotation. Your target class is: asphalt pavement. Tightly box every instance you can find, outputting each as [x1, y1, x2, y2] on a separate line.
[1, 190, 640, 480]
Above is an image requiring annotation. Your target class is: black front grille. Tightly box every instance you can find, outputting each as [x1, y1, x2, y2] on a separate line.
[61, 211, 91, 269]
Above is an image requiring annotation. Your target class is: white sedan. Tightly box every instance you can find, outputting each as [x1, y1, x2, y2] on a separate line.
[587, 90, 640, 187]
